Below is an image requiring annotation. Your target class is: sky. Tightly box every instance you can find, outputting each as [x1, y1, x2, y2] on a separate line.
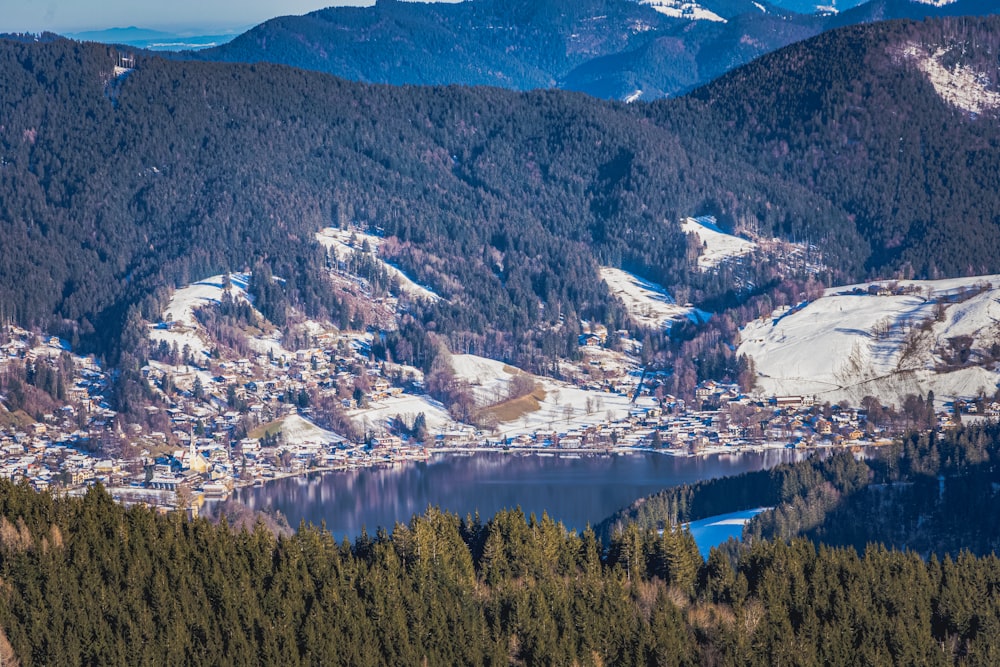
[4, 0, 458, 35]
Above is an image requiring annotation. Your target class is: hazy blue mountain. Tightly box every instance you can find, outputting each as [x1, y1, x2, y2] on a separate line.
[65, 26, 241, 51]
[182, 0, 998, 99]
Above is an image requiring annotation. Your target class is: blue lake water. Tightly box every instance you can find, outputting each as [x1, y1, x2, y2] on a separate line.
[686, 508, 770, 558]
[217, 449, 808, 542]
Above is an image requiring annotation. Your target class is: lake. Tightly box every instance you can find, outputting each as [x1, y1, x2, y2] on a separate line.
[687, 508, 770, 558]
[213, 448, 810, 541]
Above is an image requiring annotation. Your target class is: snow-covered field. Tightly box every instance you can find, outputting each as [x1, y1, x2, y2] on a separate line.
[451, 354, 520, 406]
[277, 414, 345, 447]
[739, 275, 1000, 406]
[149, 274, 252, 359]
[450, 353, 655, 439]
[681, 217, 756, 270]
[600, 267, 707, 330]
[316, 227, 440, 302]
[346, 393, 459, 435]
[502, 378, 653, 439]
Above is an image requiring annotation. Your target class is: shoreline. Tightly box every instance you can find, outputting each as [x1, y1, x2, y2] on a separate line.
[218, 439, 884, 499]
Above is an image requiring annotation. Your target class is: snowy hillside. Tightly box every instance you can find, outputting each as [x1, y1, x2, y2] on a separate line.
[149, 273, 252, 360]
[451, 353, 655, 438]
[639, 0, 726, 22]
[278, 414, 345, 447]
[346, 393, 460, 436]
[316, 227, 440, 302]
[681, 217, 757, 270]
[738, 276, 1000, 406]
[600, 267, 708, 330]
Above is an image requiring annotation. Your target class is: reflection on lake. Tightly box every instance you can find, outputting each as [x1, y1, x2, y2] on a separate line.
[215, 449, 811, 541]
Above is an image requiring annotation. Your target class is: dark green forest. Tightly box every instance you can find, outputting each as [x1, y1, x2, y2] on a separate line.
[681, 17, 1000, 277]
[0, 32, 837, 367]
[601, 420, 1000, 562]
[5, 422, 1000, 664]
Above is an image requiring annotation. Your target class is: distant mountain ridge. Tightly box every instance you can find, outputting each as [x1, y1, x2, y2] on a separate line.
[65, 26, 241, 51]
[181, 0, 1000, 99]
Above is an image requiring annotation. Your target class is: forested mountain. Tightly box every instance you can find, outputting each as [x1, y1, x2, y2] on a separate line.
[678, 16, 1000, 276]
[3, 16, 1000, 370]
[0, 33, 835, 366]
[184, 0, 999, 100]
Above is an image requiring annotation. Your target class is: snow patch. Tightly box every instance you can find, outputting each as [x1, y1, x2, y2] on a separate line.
[640, 0, 726, 22]
[316, 227, 441, 302]
[600, 267, 698, 330]
[898, 42, 1000, 115]
[624, 90, 643, 104]
[681, 216, 757, 270]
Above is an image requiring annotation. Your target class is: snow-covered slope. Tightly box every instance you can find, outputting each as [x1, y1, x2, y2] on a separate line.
[640, 0, 726, 22]
[150, 273, 252, 359]
[451, 354, 521, 406]
[681, 217, 756, 270]
[347, 393, 459, 435]
[316, 227, 440, 302]
[738, 276, 1000, 406]
[278, 414, 345, 446]
[450, 353, 654, 438]
[600, 267, 708, 330]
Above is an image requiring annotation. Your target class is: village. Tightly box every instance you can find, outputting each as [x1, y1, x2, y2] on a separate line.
[1, 221, 996, 515]
[0, 315, 980, 517]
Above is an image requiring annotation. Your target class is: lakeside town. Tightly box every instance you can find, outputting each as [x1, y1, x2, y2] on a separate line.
[2, 220, 997, 516]
[0, 314, 975, 516]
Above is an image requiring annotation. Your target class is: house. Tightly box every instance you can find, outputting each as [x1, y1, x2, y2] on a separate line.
[775, 396, 805, 410]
